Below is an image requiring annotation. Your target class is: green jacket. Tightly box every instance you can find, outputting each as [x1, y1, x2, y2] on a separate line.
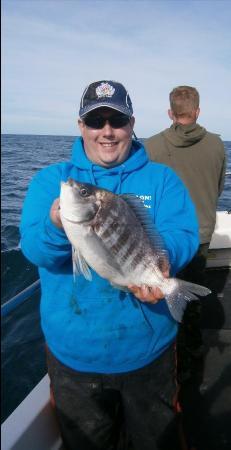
[145, 123, 226, 244]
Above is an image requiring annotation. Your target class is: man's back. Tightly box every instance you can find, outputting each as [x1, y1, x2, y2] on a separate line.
[145, 122, 226, 244]
[146, 87, 227, 441]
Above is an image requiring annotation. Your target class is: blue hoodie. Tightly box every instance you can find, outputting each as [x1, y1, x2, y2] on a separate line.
[20, 137, 199, 373]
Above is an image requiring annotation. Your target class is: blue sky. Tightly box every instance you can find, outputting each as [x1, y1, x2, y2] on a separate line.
[2, 0, 231, 139]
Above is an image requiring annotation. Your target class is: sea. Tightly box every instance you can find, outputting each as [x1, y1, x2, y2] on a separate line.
[1, 134, 231, 423]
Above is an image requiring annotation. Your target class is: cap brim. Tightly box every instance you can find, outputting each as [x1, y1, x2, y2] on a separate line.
[80, 102, 132, 118]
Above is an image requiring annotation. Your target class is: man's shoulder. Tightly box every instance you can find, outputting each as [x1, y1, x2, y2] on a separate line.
[145, 130, 165, 144]
[204, 130, 224, 146]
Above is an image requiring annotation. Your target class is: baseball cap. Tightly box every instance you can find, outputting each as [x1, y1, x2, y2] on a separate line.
[79, 80, 133, 118]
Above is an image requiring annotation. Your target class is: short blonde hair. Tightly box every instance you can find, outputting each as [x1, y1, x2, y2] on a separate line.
[169, 86, 199, 118]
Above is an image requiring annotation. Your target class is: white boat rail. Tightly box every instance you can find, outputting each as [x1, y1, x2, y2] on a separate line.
[207, 211, 231, 268]
[1, 375, 62, 450]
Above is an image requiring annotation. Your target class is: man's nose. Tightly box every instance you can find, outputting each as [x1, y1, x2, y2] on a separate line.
[102, 121, 115, 135]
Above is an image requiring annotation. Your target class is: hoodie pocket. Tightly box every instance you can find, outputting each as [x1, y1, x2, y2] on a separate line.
[58, 294, 156, 368]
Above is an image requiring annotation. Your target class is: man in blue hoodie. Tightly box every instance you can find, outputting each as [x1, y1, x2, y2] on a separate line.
[20, 80, 200, 450]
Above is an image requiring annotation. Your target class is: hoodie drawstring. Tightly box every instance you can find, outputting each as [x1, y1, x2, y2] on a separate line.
[117, 166, 124, 194]
[89, 166, 97, 185]
[89, 165, 125, 195]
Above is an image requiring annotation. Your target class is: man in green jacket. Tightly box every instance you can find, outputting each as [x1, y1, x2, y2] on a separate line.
[145, 86, 226, 381]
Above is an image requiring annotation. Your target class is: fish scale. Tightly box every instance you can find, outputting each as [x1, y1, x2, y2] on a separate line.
[95, 201, 146, 270]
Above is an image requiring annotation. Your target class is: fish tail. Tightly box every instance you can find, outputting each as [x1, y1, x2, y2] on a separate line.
[165, 279, 211, 323]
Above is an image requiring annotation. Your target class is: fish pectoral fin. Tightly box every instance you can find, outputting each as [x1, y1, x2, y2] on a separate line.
[110, 282, 130, 293]
[72, 247, 92, 281]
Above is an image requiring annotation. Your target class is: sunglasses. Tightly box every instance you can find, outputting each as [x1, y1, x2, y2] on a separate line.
[83, 114, 130, 129]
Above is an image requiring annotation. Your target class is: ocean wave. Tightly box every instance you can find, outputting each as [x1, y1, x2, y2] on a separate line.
[1, 225, 20, 252]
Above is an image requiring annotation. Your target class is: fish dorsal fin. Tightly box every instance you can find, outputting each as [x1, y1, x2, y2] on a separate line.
[72, 247, 92, 281]
[121, 194, 169, 264]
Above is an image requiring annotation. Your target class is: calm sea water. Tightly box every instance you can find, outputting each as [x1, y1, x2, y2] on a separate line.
[1, 134, 231, 422]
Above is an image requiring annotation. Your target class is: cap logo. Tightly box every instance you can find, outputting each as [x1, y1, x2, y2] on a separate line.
[96, 82, 115, 98]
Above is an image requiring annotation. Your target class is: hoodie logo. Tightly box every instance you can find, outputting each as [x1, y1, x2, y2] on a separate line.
[96, 82, 115, 98]
[137, 194, 152, 209]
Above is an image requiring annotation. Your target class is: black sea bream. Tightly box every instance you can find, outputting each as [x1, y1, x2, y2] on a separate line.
[60, 179, 211, 322]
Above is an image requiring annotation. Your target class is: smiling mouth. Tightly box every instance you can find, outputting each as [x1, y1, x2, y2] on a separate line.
[100, 142, 118, 146]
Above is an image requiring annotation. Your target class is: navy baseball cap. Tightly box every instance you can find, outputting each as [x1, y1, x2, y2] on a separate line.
[79, 80, 133, 118]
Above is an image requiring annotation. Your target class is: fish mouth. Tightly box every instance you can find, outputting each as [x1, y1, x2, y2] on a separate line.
[61, 207, 97, 225]
[61, 179, 78, 187]
[60, 214, 81, 224]
[60, 180, 73, 189]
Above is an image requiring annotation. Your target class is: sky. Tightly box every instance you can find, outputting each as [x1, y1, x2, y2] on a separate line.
[2, 0, 231, 139]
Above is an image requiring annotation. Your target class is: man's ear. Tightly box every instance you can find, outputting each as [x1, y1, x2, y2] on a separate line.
[195, 108, 200, 120]
[78, 119, 84, 132]
[168, 109, 174, 121]
[130, 116, 135, 128]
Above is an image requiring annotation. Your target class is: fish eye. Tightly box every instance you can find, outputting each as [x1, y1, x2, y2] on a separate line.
[80, 187, 90, 197]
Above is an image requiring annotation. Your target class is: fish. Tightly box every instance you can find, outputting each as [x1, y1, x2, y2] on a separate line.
[59, 179, 211, 322]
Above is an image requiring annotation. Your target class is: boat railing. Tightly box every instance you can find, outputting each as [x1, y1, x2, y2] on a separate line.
[1, 279, 41, 318]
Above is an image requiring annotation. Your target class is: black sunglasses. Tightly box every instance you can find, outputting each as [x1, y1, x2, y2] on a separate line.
[83, 114, 130, 129]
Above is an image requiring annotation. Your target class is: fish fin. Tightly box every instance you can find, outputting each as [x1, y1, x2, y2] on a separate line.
[72, 247, 92, 281]
[110, 282, 130, 293]
[165, 278, 211, 323]
[121, 194, 169, 264]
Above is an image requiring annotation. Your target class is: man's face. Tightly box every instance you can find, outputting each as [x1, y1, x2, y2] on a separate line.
[78, 108, 135, 168]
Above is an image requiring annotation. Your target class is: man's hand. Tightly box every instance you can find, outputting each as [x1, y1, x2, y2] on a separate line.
[50, 198, 63, 229]
[128, 284, 165, 304]
[128, 267, 169, 304]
